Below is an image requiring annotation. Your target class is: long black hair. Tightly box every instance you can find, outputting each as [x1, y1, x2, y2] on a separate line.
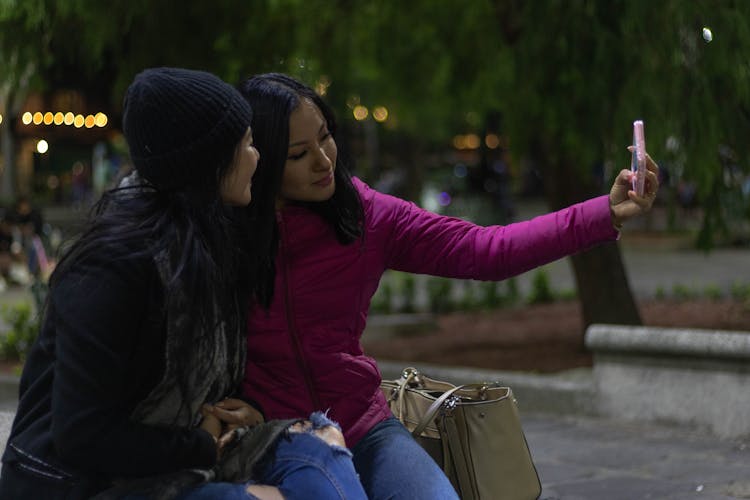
[50, 143, 255, 417]
[237, 73, 364, 307]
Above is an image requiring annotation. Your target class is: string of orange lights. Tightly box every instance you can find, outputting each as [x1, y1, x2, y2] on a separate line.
[20, 111, 108, 129]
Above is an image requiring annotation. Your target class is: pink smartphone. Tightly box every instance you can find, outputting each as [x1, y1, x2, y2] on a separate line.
[632, 120, 647, 196]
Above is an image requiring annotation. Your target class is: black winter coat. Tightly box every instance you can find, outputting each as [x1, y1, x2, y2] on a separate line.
[0, 255, 217, 499]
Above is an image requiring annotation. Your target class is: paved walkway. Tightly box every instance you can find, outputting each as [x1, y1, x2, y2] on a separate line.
[524, 413, 750, 500]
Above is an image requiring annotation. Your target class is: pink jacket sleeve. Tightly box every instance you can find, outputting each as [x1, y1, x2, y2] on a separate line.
[359, 180, 619, 280]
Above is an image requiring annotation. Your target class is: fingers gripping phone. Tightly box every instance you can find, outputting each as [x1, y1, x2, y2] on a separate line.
[632, 120, 647, 196]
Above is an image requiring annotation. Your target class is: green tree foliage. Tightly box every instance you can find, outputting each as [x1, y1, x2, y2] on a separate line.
[489, 1, 750, 248]
[2, 0, 748, 330]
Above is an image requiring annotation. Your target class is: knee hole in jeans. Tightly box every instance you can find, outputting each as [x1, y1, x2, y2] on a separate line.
[286, 421, 346, 448]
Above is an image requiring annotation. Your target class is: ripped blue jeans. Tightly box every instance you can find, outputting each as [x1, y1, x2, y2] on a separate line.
[175, 412, 367, 500]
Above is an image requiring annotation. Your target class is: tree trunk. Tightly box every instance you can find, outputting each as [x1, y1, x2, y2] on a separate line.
[569, 244, 642, 327]
[533, 139, 642, 336]
[1, 86, 23, 202]
[1, 110, 15, 201]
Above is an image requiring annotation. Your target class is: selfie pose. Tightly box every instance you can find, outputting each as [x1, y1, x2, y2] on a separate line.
[238, 73, 659, 500]
[0, 68, 366, 500]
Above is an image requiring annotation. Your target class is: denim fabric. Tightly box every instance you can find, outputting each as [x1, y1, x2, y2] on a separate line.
[261, 431, 366, 499]
[175, 412, 365, 500]
[352, 417, 459, 500]
[120, 413, 365, 500]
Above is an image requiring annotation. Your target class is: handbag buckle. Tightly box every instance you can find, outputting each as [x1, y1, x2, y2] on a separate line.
[441, 395, 460, 414]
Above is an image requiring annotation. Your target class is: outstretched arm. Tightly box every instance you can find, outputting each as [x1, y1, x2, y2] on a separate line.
[368, 186, 620, 281]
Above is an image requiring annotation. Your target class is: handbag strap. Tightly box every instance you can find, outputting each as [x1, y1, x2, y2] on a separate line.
[396, 368, 419, 421]
[411, 384, 466, 438]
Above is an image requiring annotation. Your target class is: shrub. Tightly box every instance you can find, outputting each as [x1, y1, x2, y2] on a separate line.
[400, 273, 416, 313]
[0, 302, 40, 362]
[730, 281, 750, 301]
[703, 284, 723, 301]
[672, 283, 696, 301]
[528, 269, 554, 304]
[371, 279, 393, 314]
[427, 277, 454, 314]
[459, 282, 480, 311]
[505, 277, 520, 305]
[479, 281, 502, 309]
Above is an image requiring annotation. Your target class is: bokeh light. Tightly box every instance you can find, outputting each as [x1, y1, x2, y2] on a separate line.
[485, 134, 500, 149]
[353, 105, 369, 121]
[372, 106, 389, 122]
[95, 112, 108, 127]
[465, 134, 481, 149]
[36, 140, 49, 154]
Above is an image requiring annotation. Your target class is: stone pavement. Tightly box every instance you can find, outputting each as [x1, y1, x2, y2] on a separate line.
[524, 412, 750, 500]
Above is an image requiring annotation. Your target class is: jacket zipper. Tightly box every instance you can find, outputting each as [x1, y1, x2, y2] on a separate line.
[277, 213, 322, 410]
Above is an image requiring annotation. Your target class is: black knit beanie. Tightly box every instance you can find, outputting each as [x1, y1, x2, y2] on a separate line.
[122, 67, 253, 190]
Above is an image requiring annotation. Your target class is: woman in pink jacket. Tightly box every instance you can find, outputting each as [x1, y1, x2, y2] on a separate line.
[237, 73, 659, 499]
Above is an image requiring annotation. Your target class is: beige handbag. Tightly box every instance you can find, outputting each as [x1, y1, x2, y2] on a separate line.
[381, 367, 541, 500]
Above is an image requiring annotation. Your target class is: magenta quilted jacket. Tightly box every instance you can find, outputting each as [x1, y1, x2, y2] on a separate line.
[242, 178, 619, 445]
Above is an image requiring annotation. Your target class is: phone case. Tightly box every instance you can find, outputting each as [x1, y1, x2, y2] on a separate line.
[632, 120, 647, 196]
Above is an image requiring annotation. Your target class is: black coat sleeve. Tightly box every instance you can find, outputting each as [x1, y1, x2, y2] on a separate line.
[48, 257, 217, 478]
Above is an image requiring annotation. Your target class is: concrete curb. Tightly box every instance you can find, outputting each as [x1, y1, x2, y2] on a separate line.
[1, 365, 598, 416]
[586, 324, 750, 439]
[377, 360, 597, 416]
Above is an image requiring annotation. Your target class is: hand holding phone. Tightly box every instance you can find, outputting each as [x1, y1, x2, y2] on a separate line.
[631, 120, 647, 197]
